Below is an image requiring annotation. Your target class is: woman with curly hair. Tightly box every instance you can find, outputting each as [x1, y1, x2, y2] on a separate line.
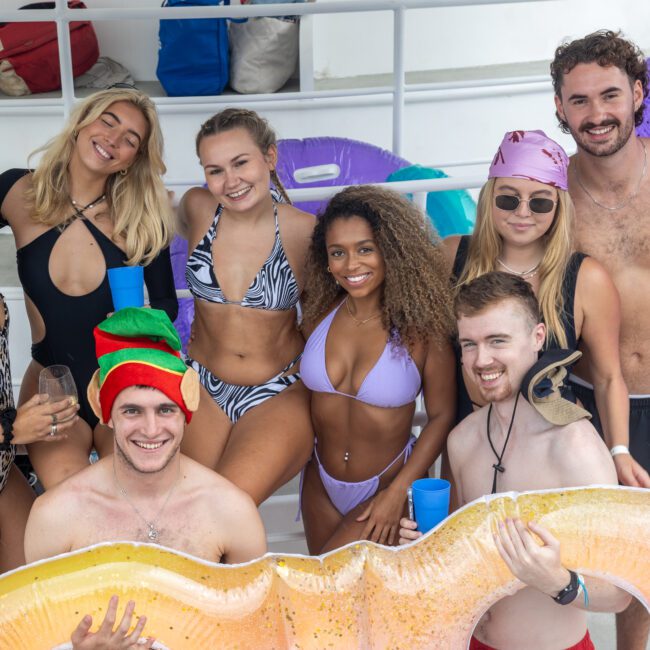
[0, 88, 177, 488]
[299, 185, 456, 553]
[443, 130, 642, 484]
[180, 108, 315, 505]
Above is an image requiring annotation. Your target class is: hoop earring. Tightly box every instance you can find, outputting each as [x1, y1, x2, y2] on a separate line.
[119, 168, 128, 177]
[327, 266, 331, 273]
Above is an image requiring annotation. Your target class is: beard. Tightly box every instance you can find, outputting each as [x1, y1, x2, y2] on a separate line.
[473, 369, 515, 404]
[570, 112, 636, 157]
[114, 436, 181, 475]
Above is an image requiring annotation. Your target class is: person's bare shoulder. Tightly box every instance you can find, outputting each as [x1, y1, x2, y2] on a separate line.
[442, 235, 462, 272]
[181, 457, 259, 522]
[181, 186, 215, 213]
[447, 407, 486, 460]
[178, 186, 217, 238]
[277, 203, 316, 241]
[182, 457, 267, 563]
[550, 418, 617, 487]
[277, 203, 316, 227]
[24, 465, 99, 562]
[576, 256, 615, 292]
[1, 172, 33, 225]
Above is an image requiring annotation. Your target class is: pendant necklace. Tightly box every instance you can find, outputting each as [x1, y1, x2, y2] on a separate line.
[486, 392, 520, 495]
[345, 297, 381, 327]
[496, 258, 542, 279]
[70, 194, 106, 219]
[574, 139, 647, 211]
[113, 459, 180, 542]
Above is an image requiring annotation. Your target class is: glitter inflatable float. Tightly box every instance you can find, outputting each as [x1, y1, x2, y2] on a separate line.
[1, 486, 648, 649]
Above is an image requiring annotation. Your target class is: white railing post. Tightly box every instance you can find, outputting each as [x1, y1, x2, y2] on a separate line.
[54, 0, 76, 118]
[413, 191, 428, 214]
[392, 6, 406, 157]
[298, 15, 315, 92]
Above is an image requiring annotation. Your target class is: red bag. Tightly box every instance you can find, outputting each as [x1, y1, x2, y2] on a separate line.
[0, 1, 99, 96]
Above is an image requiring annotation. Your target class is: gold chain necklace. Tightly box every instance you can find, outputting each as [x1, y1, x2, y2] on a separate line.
[574, 139, 647, 211]
[113, 458, 180, 542]
[345, 297, 381, 326]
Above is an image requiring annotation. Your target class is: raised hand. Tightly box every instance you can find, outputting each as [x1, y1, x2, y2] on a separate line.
[70, 595, 153, 650]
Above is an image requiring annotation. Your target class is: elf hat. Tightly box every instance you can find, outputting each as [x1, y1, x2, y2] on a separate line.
[87, 308, 199, 424]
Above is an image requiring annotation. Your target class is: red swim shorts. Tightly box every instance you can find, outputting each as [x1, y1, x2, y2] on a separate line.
[470, 629, 594, 650]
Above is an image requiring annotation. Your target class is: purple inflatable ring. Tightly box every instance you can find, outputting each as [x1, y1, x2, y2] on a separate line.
[276, 137, 411, 215]
[635, 59, 650, 138]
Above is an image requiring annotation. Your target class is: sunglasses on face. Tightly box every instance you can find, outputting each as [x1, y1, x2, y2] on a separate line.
[494, 194, 556, 214]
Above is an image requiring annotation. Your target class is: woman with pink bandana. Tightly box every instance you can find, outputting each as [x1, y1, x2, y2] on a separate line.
[443, 130, 636, 483]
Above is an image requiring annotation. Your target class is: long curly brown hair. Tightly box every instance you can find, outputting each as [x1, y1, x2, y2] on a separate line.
[302, 185, 454, 351]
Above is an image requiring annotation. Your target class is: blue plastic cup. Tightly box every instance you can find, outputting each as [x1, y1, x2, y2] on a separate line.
[107, 266, 144, 311]
[411, 478, 450, 533]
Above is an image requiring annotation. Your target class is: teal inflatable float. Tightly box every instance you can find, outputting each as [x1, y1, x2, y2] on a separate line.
[387, 165, 476, 237]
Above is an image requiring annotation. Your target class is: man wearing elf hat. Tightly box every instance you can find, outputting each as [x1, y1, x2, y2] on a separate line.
[24, 309, 267, 646]
[401, 273, 631, 650]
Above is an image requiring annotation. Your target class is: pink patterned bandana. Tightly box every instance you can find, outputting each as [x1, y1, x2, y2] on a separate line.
[488, 130, 569, 190]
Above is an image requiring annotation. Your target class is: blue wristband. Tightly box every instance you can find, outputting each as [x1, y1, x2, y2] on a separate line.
[576, 573, 589, 608]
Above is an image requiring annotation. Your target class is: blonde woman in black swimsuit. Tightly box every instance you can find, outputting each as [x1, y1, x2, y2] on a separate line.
[0, 88, 177, 489]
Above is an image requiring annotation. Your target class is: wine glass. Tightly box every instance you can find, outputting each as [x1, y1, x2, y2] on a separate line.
[39, 365, 78, 418]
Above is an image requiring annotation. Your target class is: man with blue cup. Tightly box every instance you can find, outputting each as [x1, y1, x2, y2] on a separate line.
[400, 272, 630, 650]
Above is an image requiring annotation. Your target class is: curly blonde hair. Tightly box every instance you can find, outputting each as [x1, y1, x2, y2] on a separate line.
[27, 88, 173, 265]
[303, 185, 454, 350]
[457, 178, 574, 348]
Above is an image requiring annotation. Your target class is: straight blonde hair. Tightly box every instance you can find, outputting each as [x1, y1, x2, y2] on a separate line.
[27, 88, 173, 265]
[457, 178, 574, 348]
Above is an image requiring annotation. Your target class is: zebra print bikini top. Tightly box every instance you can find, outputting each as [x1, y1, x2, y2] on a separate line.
[185, 202, 300, 311]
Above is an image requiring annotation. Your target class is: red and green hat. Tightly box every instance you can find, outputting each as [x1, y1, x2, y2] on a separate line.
[87, 308, 199, 424]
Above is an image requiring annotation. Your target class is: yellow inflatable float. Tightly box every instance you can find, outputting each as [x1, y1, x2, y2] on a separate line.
[1, 486, 649, 649]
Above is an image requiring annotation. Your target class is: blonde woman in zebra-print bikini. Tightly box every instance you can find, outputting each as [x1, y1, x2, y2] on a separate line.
[179, 109, 316, 505]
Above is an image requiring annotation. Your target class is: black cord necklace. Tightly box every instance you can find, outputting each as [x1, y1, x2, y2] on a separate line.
[486, 392, 520, 495]
[70, 194, 106, 219]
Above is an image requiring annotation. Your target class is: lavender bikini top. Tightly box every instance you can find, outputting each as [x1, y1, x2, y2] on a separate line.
[301, 302, 422, 408]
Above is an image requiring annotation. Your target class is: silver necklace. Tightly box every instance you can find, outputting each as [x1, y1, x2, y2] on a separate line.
[113, 459, 180, 542]
[496, 258, 542, 279]
[574, 139, 647, 211]
[345, 297, 381, 326]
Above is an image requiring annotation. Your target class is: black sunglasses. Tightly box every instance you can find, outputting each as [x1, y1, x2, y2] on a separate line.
[494, 194, 556, 214]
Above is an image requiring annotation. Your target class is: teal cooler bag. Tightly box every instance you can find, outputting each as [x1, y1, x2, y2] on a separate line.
[157, 0, 230, 96]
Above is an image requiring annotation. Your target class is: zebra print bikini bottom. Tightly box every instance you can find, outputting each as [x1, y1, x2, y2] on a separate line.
[186, 354, 302, 423]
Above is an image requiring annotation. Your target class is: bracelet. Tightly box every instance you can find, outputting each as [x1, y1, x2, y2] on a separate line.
[610, 445, 630, 457]
[552, 569, 580, 605]
[576, 573, 589, 608]
[0, 407, 17, 451]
